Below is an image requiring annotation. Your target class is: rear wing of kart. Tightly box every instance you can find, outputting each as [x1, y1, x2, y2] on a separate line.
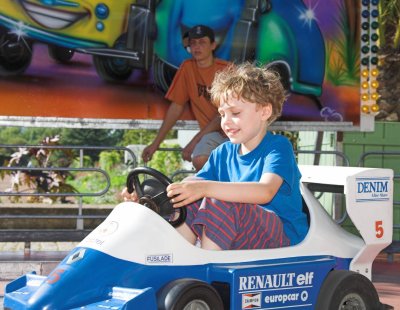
[299, 165, 393, 279]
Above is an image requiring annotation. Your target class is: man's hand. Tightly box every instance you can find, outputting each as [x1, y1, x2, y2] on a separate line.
[142, 143, 158, 163]
[182, 143, 195, 162]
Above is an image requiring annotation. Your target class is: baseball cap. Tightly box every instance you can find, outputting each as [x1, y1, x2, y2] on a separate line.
[187, 25, 215, 42]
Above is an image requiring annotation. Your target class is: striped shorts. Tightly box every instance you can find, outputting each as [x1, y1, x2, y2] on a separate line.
[185, 198, 290, 250]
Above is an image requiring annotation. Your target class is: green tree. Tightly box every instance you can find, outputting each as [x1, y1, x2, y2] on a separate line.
[99, 151, 122, 172]
[120, 129, 182, 176]
[61, 128, 124, 161]
[376, 0, 400, 120]
[147, 143, 184, 178]
[120, 129, 177, 146]
[0, 127, 59, 164]
[2, 135, 77, 203]
[0, 127, 59, 144]
[378, 0, 400, 50]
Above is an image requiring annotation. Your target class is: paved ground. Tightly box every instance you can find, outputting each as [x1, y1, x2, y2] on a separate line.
[0, 246, 399, 309]
[372, 254, 400, 309]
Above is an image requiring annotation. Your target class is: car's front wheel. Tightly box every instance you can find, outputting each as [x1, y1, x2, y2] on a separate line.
[316, 270, 381, 310]
[266, 62, 291, 91]
[93, 34, 133, 82]
[157, 279, 224, 310]
[0, 26, 32, 76]
[152, 54, 177, 93]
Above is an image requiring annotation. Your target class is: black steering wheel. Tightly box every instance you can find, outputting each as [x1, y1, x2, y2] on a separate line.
[126, 167, 186, 227]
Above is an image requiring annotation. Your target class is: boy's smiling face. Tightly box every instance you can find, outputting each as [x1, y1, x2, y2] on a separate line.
[218, 94, 272, 154]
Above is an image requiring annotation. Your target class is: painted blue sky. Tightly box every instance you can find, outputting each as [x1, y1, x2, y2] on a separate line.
[304, 0, 343, 39]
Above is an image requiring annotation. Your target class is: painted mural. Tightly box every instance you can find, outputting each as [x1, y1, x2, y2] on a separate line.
[0, 0, 365, 129]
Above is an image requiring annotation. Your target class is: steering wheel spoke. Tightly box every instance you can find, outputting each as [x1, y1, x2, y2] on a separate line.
[127, 167, 186, 227]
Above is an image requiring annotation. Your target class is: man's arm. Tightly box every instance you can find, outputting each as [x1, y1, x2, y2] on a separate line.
[142, 102, 185, 162]
[181, 114, 221, 160]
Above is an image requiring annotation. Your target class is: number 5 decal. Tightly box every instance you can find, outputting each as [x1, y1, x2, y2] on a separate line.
[375, 220, 384, 239]
[46, 268, 65, 284]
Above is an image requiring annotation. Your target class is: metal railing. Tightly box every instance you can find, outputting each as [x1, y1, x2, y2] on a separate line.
[0, 144, 137, 247]
[295, 149, 350, 224]
[295, 149, 350, 166]
[0, 144, 136, 197]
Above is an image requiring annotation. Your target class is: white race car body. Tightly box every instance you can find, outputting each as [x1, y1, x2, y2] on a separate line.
[4, 165, 393, 309]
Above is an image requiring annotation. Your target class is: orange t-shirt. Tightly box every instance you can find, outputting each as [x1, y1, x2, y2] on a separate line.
[165, 58, 230, 130]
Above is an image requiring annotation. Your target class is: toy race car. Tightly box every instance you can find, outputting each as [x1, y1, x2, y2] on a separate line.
[4, 165, 393, 309]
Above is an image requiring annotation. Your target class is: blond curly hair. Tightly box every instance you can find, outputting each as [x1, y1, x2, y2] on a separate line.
[210, 62, 287, 124]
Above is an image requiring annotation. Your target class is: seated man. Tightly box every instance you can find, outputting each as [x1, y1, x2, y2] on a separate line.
[141, 25, 230, 171]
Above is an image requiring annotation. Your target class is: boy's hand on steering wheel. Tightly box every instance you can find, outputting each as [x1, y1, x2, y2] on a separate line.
[167, 180, 205, 208]
[121, 187, 139, 203]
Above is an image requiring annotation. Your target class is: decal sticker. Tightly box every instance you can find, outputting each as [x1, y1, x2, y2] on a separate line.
[355, 177, 390, 202]
[46, 268, 65, 285]
[85, 221, 119, 246]
[238, 271, 315, 308]
[375, 220, 384, 238]
[96, 220, 119, 236]
[242, 292, 261, 309]
[146, 254, 173, 264]
[66, 248, 86, 264]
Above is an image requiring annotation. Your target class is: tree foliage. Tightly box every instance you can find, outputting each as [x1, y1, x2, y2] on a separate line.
[61, 128, 123, 161]
[2, 135, 77, 203]
[0, 127, 125, 163]
[0, 127, 58, 164]
[378, 0, 400, 49]
[0, 127, 187, 204]
[146, 143, 184, 178]
[120, 129, 177, 147]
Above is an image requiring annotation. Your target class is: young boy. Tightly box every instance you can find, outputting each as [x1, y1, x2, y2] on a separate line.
[166, 62, 308, 250]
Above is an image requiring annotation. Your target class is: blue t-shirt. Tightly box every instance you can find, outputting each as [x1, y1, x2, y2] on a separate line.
[196, 131, 308, 245]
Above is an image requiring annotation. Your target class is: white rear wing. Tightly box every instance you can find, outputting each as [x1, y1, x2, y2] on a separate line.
[299, 165, 393, 278]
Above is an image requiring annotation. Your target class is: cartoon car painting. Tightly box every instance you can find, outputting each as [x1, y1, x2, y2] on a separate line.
[0, 0, 155, 80]
[0, 0, 324, 104]
[4, 165, 393, 309]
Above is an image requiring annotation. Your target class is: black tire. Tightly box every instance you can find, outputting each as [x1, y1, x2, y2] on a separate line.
[266, 63, 291, 91]
[316, 270, 381, 310]
[0, 27, 32, 76]
[157, 279, 224, 310]
[93, 34, 133, 82]
[152, 54, 177, 93]
[48, 45, 74, 63]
